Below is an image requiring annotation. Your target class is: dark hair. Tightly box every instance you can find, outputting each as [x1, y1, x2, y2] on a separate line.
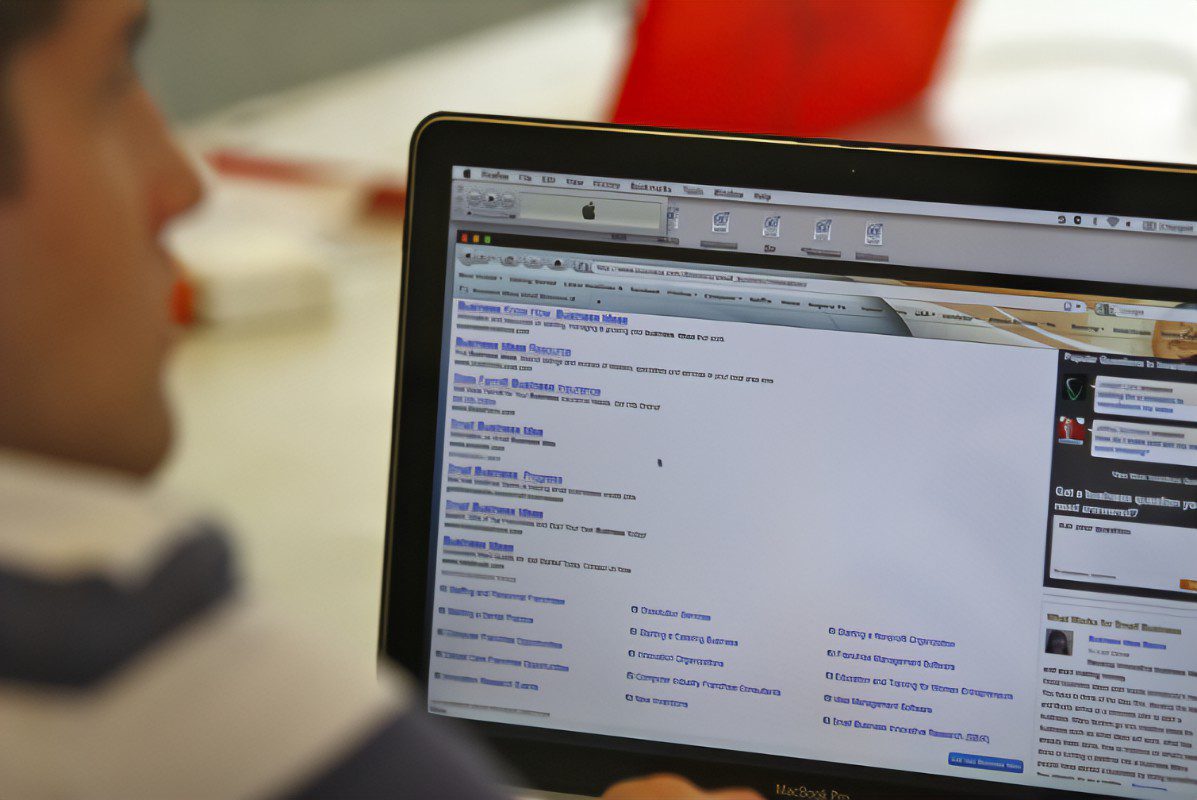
[1046, 629, 1069, 654]
[0, 0, 67, 192]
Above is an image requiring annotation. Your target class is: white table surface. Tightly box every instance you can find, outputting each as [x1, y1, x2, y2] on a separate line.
[160, 0, 631, 679]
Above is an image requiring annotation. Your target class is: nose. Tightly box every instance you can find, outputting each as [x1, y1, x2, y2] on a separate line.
[138, 88, 204, 233]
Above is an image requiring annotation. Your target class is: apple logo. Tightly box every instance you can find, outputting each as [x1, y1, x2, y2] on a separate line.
[582, 202, 596, 220]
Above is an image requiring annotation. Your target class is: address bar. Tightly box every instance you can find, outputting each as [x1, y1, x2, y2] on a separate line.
[591, 262, 1088, 314]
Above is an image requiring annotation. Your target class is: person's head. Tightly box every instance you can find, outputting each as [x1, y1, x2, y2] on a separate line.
[1046, 630, 1069, 655]
[0, 0, 202, 476]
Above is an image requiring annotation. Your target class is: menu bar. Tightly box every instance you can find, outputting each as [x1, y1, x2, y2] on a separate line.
[451, 166, 1196, 238]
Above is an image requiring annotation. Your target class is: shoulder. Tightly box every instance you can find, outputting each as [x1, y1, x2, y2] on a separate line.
[0, 451, 510, 799]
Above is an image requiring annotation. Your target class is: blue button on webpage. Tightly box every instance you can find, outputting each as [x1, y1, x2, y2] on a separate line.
[949, 752, 1024, 774]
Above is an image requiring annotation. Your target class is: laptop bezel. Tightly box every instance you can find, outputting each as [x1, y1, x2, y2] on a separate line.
[380, 112, 1197, 799]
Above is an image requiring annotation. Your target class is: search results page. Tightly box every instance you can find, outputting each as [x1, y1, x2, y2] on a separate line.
[426, 232, 1197, 798]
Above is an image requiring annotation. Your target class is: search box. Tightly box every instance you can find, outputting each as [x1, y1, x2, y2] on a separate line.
[518, 192, 664, 235]
[1096, 303, 1197, 323]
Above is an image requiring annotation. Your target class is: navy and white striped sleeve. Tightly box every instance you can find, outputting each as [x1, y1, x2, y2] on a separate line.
[0, 520, 513, 800]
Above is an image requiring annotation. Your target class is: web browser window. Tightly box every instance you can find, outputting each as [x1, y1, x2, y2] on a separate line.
[426, 166, 1197, 799]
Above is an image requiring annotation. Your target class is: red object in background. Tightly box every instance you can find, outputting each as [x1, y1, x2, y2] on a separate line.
[205, 149, 333, 185]
[171, 276, 196, 327]
[363, 184, 407, 220]
[611, 0, 958, 138]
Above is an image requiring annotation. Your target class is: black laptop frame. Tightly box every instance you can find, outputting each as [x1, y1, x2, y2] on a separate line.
[380, 112, 1197, 799]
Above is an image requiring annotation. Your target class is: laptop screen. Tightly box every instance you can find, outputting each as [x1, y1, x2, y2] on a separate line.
[423, 164, 1197, 799]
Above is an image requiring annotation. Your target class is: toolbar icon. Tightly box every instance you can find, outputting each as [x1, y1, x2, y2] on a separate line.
[1062, 375, 1088, 403]
[1057, 416, 1086, 446]
[712, 211, 731, 234]
[865, 221, 884, 246]
[762, 215, 781, 237]
[814, 218, 832, 241]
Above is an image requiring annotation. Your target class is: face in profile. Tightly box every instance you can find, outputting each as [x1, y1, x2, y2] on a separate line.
[0, 0, 202, 475]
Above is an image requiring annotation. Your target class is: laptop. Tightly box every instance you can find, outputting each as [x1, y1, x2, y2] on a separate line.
[380, 114, 1197, 800]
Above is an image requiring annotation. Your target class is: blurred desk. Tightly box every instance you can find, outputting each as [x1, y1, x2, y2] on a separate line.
[159, 0, 628, 672]
[162, 234, 402, 669]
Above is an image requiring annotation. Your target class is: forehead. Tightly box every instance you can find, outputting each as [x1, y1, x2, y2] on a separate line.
[47, 0, 146, 53]
[8, 0, 145, 100]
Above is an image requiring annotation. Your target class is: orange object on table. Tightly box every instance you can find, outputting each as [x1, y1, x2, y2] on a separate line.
[611, 0, 958, 138]
[171, 275, 197, 327]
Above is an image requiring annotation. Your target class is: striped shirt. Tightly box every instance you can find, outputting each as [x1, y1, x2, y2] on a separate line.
[0, 450, 511, 799]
